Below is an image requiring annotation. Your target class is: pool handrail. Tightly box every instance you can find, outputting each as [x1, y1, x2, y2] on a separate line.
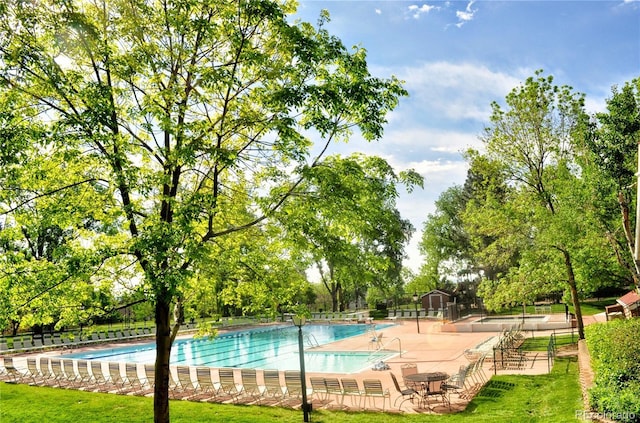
[372, 337, 402, 358]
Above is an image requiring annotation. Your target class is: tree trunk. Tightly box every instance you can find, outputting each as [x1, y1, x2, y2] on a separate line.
[618, 192, 640, 288]
[154, 298, 172, 423]
[561, 249, 585, 340]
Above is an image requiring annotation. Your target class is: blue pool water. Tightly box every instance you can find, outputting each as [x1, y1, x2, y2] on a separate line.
[62, 324, 395, 373]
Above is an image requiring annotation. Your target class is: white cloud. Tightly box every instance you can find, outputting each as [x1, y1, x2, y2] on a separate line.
[455, 0, 477, 27]
[408, 4, 438, 19]
[384, 127, 482, 155]
[375, 8, 382, 15]
[396, 62, 530, 121]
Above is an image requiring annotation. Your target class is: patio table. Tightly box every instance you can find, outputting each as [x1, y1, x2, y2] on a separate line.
[404, 371, 449, 410]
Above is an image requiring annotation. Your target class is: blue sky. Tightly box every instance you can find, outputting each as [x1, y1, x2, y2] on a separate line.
[293, 1, 640, 273]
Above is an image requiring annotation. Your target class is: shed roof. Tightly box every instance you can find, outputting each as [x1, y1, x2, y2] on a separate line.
[616, 290, 640, 307]
[421, 289, 452, 298]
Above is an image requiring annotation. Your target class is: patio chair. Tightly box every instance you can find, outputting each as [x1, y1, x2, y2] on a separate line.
[390, 372, 418, 409]
[284, 370, 303, 399]
[168, 367, 183, 397]
[423, 377, 449, 410]
[362, 379, 391, 411]
[218, 368, 241, 402]
[369, 332, 384, 350]
[62, 359, 80, 388]
[442, 364, 470, 406]
[39, 357, 55, 385]
[30, 336, 44, 351]
[468, 355, 485, 386]
[76, 360, 93, 386]
[143, 364, 155, 390]
[3, 357, 28, 383]
[473, 353, 488, 384]
[262, 369, 285, 400]
[324, 377, 346, 408]
[310, 377, 328, 402]
[108, 362, 127, 393]
[50, 359, 68, 387]
[43, 334, 54, 348]
[169, 366, 195, 398]
[240, 368, 264, 403]
[26, 358, 43, 385]
[401, 362, 419, 390]
[125, 363, 148, 395]
[194, 366, 220, 400]
[340, 378, 364, 409]
[91, 361, 111, 390]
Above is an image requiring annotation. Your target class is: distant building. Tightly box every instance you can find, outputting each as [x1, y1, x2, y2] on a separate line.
[420, 289, 454, 318]
[605, 290, 640, 320]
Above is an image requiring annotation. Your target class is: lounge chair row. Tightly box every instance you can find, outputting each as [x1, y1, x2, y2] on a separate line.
[386, 309, 445, 319]
[0, 327, 156, 353]
[0, 357, 398, 411]
[441, 354, 488, 404]
[489, 325, 533, 371]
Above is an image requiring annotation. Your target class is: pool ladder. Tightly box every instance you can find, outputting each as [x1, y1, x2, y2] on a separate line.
[305, 334, 320, 348]
[368, 337, 403, 360]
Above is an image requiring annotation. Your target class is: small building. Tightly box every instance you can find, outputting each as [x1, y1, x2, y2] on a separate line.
[606, 290, 640, 320]
[617, 290, 640, 319]
[420, 289, 453, 317]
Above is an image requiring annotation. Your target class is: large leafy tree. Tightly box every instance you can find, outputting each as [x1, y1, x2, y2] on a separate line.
[585, 78, 640, 291]
[278, 154, 421, 311]
[419, 185, 469, 289]
[0, 92, 119, 335]
[416, 150, 514, 303]
[0, 1, 406, 421]
[470, 71, 598, 339]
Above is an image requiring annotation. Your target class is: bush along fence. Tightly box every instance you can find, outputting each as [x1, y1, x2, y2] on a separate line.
[585, 318, 640, 423]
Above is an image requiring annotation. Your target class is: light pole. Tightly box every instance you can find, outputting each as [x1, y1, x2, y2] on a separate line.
[413, 292, 420, 334]
[293, 315, 311, 422]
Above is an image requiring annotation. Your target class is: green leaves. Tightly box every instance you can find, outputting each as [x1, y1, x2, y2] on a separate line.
[434, 71, 631, 319]
[587, 319, 640, 421]
[277, 154, 421, 310]
[1, 2, 407, 419]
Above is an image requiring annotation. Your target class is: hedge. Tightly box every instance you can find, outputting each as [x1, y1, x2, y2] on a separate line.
[586, 318, 640, 423]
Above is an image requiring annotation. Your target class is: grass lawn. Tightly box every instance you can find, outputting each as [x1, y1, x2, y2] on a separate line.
[521, 334, 579, 351]
[0, 356, 582, 423]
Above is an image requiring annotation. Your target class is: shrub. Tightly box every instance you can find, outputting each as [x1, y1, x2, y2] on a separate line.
[586, 318, 640, 422]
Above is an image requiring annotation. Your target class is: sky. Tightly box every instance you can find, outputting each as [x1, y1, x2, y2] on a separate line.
[292, 0, 640, 274]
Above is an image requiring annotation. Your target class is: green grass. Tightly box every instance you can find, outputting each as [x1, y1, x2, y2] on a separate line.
[0, 356, 582, 423]
[571, 298, 613, 316]
[520, 334, 579, 351]
[492, 297, 615, 317]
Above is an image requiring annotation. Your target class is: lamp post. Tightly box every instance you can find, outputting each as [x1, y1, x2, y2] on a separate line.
[413, 292, 420, 334]
[293, 315, 311, 422]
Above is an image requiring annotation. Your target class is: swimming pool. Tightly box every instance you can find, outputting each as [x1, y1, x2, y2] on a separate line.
[62, 324, 396, 373]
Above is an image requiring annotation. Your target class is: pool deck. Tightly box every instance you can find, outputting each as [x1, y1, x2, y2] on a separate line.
[3, 313, 607, 415]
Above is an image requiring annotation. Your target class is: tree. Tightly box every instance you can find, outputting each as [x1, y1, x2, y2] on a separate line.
[0, 90, 120, 334]
[472, 71, 596, 339]
[419, 185, 468, 289]
[585, 78, 640, 291]
[416, 149, 515, 307]
[278, 154, 421, 311]
[0, 1, 406, 421]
